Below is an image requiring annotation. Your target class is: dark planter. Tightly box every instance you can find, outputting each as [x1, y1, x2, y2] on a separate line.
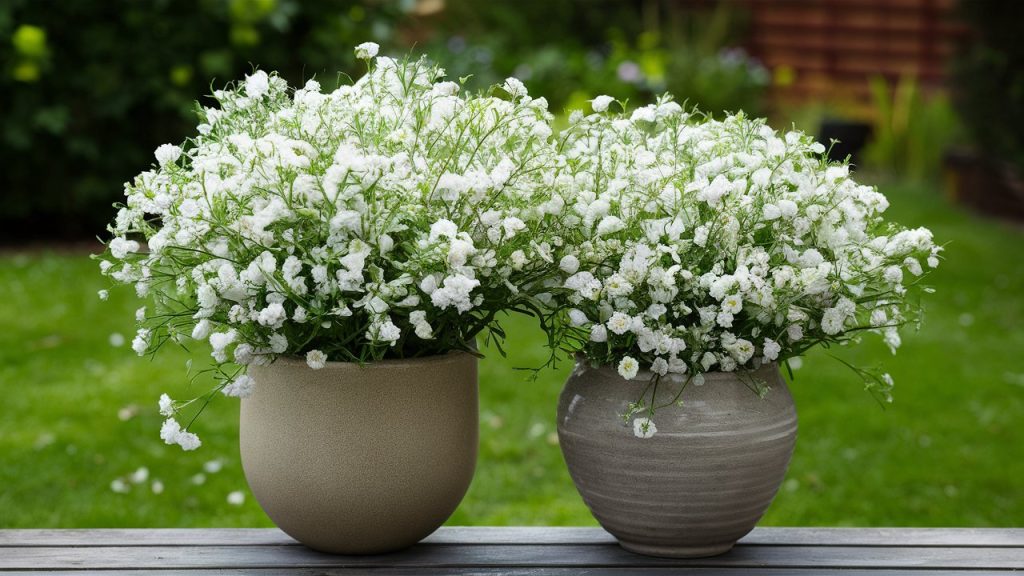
[944, 150, 1024, 221]
[818, 118, 873, 166]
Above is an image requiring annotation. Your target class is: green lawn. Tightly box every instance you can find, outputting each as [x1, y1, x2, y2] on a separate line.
[1, 180, 1022, 528]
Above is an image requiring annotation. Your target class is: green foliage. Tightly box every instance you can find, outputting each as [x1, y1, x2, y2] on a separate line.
[425, 1, 767, 116]
[0, 0, 411, 240]
[1, 182, 1023, 527]
[951, 0, 1024, 172]
[862, 75, 961, 181]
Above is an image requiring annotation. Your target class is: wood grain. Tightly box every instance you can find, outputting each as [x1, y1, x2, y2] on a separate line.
[1, 528, 1022, 573]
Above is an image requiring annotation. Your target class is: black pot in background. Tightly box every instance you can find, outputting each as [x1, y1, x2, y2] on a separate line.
[944, 150, 1024, 221]
[817, 119, 873, 167]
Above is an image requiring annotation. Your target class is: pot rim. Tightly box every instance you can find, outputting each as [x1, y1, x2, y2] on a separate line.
[268, 348, 477, 371]
[573, 354, 779, 383]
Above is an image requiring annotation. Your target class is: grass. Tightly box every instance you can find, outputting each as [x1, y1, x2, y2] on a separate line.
[1, 180, 1022, 528]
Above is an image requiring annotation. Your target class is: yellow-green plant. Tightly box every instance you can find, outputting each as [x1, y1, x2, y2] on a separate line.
[863, 75, 961, 181]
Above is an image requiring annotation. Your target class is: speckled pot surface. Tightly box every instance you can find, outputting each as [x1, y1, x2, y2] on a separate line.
[241, 351, 478, 555]
[557, 360, 797, 558]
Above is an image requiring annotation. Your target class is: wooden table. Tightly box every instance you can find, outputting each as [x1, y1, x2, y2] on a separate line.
[2, 527, 1022, 574]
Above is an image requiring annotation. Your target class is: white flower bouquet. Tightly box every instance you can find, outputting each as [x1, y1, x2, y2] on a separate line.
[100, 44, 941, 448]
[98, 45, 563, 449]
[550, 96, 941, 436]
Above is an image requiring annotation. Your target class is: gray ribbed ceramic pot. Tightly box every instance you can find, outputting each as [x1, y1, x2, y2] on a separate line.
[557, 360, 797, 558]
[241, 351, 478, 555]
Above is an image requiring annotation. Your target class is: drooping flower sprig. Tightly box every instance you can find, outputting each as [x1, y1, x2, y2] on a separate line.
[99, 44, 567, 449]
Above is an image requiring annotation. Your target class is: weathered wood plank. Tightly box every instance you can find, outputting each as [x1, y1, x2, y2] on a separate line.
[2, 527, 1022, 548]
[0, 565, 1011, 569]
[1, 543, 1023, 570]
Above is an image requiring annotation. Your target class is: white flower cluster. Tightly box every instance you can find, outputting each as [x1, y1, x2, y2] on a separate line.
[99, 46, 940, 448]
[551, 96, 940, 434]
[100, 47, 562, 448]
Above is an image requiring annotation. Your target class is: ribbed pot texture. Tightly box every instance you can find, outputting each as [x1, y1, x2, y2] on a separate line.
[241, 351, 478, 555]
[557, 360, 797, 558]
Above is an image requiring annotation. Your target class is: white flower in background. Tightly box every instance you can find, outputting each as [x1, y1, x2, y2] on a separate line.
[98, 289, 109, 301]
[354, 41, 379, 59]
[633, 417, 657, 439]
[306, 350, 327, 370]
[110, 479, 130, 494]
[130, 467, 149, 484]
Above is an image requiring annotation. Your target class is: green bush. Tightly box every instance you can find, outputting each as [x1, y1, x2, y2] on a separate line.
[951, 0, 1024, 172]
[862, 75, 961, 181]
[0, 0, 409, 240]
[424, 1, 767, 116]
[0, 1, 768, 241]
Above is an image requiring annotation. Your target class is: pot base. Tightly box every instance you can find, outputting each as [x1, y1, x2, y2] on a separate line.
[557, 362, 797, 560]
[242, 351, 478, 555]
[619, 539, 735, 559]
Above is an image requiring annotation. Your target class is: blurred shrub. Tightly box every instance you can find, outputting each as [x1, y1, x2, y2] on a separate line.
[424, 0, 767, 116]
[862, 75, 961, 181]
[0, 0, 768, 241]
[951, 0, 1024, 173]
[0, 0, 410, 241]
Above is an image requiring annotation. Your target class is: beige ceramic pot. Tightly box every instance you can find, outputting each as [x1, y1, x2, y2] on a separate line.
[241, 351, 478, 554]
[557, 360, 797, 558]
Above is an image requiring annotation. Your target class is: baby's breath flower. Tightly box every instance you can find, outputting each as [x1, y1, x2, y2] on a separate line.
[550, 94, 938, 424]
[222, 375, 254, 398]
[306, 350, 327, 370]
[158, 393, 174, 416]
[154, 144, 182, 166]
[244, 70, 269, 98]
[590, 95, 615, 113]
[633, 417, 657, 439]
[131, 328, 150, 356]
[354, 41, 379, 60]
[617, 356, 640, 380]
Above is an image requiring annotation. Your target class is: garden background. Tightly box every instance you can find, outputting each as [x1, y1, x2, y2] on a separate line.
[1, 0, 1022, 527]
